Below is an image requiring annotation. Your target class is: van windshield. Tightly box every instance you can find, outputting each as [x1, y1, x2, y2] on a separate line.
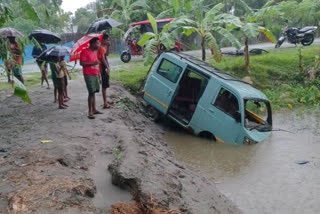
[244, 99, 272, 132]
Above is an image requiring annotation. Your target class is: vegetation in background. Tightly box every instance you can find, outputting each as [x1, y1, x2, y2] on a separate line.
[110, 46, 319, 111]
[210, 46, 320, 110]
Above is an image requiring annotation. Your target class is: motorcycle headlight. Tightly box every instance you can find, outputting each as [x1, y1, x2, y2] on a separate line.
[243, 137, 257, 145]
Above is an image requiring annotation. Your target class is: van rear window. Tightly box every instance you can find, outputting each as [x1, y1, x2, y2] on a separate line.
[157, 59, 182, 83]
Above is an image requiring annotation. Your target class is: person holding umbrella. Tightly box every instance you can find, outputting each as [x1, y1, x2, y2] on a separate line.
[80, 37, 103, 119]
[32, 43, 50, 89]
[7, 36, 24, 84]
[29, 30, 61, 89]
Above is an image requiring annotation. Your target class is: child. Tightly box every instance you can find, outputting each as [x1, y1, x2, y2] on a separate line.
[50, 56, 67, 109]
[58, 56, 71, 101]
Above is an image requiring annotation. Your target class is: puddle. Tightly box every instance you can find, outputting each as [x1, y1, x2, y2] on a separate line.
[165, 112, 320, 214]
[89, 151, 131, 211]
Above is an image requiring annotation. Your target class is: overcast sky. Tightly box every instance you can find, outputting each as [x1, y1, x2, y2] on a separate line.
[61, 0, 95, 14]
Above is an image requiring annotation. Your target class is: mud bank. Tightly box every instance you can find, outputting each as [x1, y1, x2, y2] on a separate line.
[0, 78, 241, 213]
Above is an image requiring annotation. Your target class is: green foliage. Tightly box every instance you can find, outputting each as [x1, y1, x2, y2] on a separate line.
[211, 45, 320, 110]
[13, 76, 32, 104]
[110, 63, 148, 92]
[138, 13, 176, 65]
[72, 7, 97, 33]
[110, 0, 150, 28]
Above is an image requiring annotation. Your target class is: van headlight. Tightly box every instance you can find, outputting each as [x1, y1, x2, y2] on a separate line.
[243, 137, 257, 145]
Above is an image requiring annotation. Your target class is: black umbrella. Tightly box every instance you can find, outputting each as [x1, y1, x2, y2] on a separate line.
[86, 18, 123, 34]
[37, 46, 70, 61]
[0, 28, 24, 38]
[29, 29, 61, 44]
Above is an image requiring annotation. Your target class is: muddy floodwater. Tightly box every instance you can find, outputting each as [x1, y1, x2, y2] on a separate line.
[165, 111, 320, 214]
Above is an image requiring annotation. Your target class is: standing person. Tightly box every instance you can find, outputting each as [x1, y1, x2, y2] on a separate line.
[97, 34, 111, 109]
[32, 43, 50, 88]
[50, 56, 67, 109]
[58, 56, 71, 101]
[49, 60, 58, 103]
[8, 36, 24, 84]
[80, 37, 103, 119]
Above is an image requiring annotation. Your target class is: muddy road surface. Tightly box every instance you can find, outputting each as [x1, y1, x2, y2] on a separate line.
[165, 112, 320, 214]
[0, 77, 241, 213]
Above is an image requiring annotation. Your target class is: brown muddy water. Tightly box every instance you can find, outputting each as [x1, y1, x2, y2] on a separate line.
[90, 151, 132, 211]
[164, 112, 320, 214]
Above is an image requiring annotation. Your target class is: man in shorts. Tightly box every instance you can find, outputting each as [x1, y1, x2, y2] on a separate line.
[80, 37, 103, 119]
[32, 43, 50, 88]
[97, 34, 111, 109]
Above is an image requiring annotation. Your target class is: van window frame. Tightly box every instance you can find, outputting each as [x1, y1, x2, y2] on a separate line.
[156, 58, 183, 83]
[212, 87, 240, 120]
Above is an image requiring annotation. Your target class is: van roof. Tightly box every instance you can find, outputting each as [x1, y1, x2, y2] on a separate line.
[166, 52, 268, 101]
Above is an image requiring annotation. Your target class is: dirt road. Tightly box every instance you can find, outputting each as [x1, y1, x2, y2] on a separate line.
[0, 78, 241, 213]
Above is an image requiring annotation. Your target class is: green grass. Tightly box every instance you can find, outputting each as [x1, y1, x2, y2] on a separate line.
[111, 46, 320, 111]
[209, 45, 320, 110]
[111, 62, 149, 93]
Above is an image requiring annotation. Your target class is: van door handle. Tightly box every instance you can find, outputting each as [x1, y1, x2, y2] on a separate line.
[209, 109, 214, 113]
[167, 90, 172, 97]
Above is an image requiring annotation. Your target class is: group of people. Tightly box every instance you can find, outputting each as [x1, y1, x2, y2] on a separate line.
[80, 34, 111, 119]
[4, 33, 112, 118]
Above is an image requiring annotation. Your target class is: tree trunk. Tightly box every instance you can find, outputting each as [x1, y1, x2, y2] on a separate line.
[244, 37, 250, 73]
[201, 37, 206, 61]
[298, 46, 303, 73]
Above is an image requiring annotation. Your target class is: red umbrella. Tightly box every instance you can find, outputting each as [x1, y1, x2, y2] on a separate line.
[69, 33, 103, 62]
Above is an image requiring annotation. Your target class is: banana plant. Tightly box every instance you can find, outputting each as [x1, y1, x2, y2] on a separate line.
[179, 2, 242, 61]
[110, 0, 150, 29]
[156, 0, 192, 19]
[137, 13, 177, 65]
[235, 1, 278, 72]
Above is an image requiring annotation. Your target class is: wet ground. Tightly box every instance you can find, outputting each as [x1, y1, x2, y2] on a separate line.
[165, 111, 320, 214]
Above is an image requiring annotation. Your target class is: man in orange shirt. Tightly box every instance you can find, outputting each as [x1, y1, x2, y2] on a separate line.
[97, 34, 111, 109]
[80, 37, 103, 119]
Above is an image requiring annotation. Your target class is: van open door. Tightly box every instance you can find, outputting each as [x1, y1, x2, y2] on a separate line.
[143, 55, 186, 114]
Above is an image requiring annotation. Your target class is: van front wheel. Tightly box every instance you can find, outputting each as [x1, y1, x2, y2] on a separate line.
[146, 105, 161, 122]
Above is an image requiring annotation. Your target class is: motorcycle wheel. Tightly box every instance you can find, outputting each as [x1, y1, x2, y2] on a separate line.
[120, 52, 131, 63]
[301, 34, 314, 46]
[275, 41, 282, 48]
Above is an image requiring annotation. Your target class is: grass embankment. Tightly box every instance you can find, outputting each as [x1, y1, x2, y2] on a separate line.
[111, 46, 320, 111]
[111, 62, 149, 94]
[211, 46, 320, 110]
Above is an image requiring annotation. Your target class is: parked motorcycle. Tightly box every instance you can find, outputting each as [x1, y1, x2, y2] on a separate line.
[275, 26, 318, 48]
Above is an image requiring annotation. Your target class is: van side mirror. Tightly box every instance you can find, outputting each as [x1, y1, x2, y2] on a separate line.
[233, 111, 241, 123]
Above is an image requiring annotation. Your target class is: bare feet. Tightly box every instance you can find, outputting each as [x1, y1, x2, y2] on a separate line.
[62, 104, 69, 107]
[88, 115, 95, 119]
[59, 106, 67, 109]
[103, 103, 111, 109]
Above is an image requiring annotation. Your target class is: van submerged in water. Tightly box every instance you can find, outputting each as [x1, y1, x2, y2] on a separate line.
[143, 52, 272, 144]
